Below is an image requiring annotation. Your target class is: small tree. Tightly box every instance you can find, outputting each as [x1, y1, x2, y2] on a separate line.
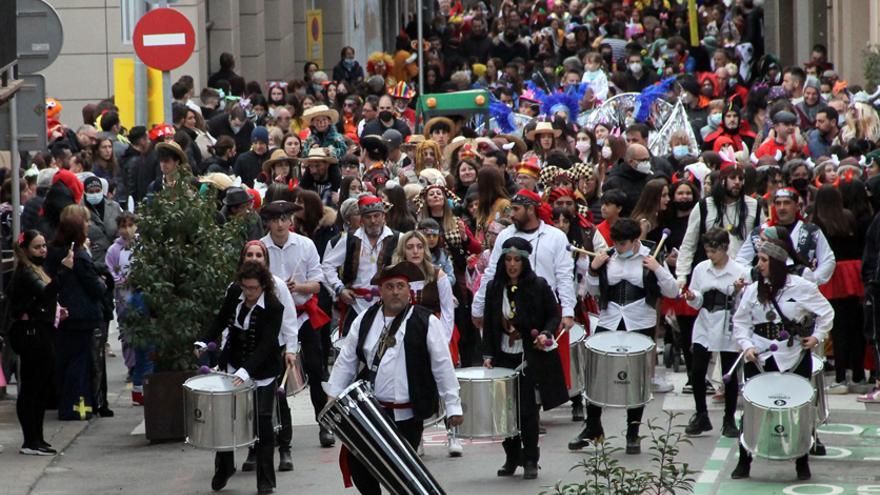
[544, 412, 698, 495]
[125, 173, 243, 372]
[864, 44, 880, 92]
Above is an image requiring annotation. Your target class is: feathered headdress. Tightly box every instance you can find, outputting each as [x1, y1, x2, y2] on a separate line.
[489, 99, 516, 134]
[526, 81, 581, 120]
[635, 76, 676, 123]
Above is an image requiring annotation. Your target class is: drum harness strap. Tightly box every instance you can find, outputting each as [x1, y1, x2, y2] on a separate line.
[362, 304, 411, 390]
[607, 280, 647, 306]
[754, 296, 810, 348]
[702, 288, 734, 313]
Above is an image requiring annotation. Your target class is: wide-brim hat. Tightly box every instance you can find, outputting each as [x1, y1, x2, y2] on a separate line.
[302, 104, 339, 126]
[262, 149, 298, 177]
[525, 121, 562, 141]
[198, 172, 235, 190]
[370, 260, 425, 285]
[301, 147, 338, 164]
[443, 136, 474, 165]
[360, 134, 390, 160]
[156, 141, 188, 165]
[495, 134, 528, 156]
[223, 186, 253, 206]
[423, 116, 457, 138]
[260, 200, 302, 220]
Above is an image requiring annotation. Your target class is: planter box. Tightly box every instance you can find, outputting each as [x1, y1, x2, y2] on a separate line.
[143, 370, 196, 443]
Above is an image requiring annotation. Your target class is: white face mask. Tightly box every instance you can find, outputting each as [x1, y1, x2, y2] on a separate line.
[821, 92, 831, 101]
[576, 141, 590, 153]
[601, 146, 613, 159]
[634, 160, 652, 174]
[629, 62, 643, 74]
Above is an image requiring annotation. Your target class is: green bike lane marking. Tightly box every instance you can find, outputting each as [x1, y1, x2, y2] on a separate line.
[716, 482, 880, 494]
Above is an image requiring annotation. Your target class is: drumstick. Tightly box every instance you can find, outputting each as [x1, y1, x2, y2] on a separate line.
[722, 343, 779, 383]
[566, 244, 599, 257]
[276, 365, 291, 397]
[652, 228, 672, 258]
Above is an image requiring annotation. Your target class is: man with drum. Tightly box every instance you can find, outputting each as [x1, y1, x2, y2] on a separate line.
[260, 201, 335, 453]
[325, 261, 463, 495]
[568, 218, 679, 454]
[482, 237, 569, 480]
[322, 195, 400, 335]
[730, 238, 833, 481]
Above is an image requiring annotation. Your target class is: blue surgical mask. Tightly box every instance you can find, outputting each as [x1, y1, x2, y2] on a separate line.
[618, 248, 635, 259]
[85, 192, 103, 205]
[708, 114, 722, 127]
[673, 145, 690, 159]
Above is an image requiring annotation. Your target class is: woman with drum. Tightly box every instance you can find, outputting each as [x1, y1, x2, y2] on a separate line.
[482, 237, 569, 480]
[392, 230, 461, 456]
[568, 218, 679, 455]
[682, 227, 747, 438]
[730, 237, 834, 481]
[196, 261, 287, 494]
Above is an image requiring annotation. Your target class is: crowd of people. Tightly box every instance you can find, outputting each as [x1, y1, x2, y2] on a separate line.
[3, 0, 880, 491]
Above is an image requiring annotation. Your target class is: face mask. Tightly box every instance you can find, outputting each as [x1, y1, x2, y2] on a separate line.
[595, 138, 605, 147]
[231, 125, 242, 134]
[674, 199, 695, 211]
[629, 62, 643, 74]
[673, 145, 690, 160]
[791, 178, 809, 191]
[821, 92, 831, 101]
[634, 160, 652, 174]
[85, 192, 103, 205]
[379, 110, 394, 122]
[576, 141, 591, 153]
[708, 114, 722, 127]
[312, 83, 323, 93]
[343, 57, 355, 68]
[601, 146, 613, 159]
[838, 115, 846, 127]
[28, 254, 46, 266]
[618, 248, 635, 259]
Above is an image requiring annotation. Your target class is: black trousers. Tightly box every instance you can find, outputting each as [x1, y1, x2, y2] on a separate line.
[298, 319, 328, 421]
[674, 314, 697, 378]
[585, 325, 653, 439]
[691, 343, 738, 416]
[92, 322, 110, 411]
[216, 381, 276, 491]
[738, 351, 812, 466]
[55, 326, 94, 420]
[830, 297, 866, 383]
[495, 351, 540, 463]
[16, 323, 54, 447]
[347, 413, 424, 495]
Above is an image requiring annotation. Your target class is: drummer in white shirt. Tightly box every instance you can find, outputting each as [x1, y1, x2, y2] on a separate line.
[730, 237, 833, 481]
[568, 218, 678, 455]
[681, 228, 747, 438]
[325, 261, 463, 495]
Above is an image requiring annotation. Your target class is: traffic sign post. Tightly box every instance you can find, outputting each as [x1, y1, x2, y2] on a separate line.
[132, 5, 194, 124]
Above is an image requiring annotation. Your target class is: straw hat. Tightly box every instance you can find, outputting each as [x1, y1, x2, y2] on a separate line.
[198, 172, 235, 191]
[301, 147, 338, 164]
[156, 141, 188, 164]
[423, 116, 457, 138]
[302, 104, 339, 126]
[262, 149, 298, 177]
[525, 121, 562, 141]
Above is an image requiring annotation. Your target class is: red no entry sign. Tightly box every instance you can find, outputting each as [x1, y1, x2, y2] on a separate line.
[133, 8, 195, 71]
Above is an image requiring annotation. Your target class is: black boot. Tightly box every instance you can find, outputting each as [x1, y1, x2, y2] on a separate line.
[319, 426, 335, 448]
[567, 424, 604, 450]
[796, 455, 811, 480]
[731, 445, 751, 479]
[685, 412, 713, 436]
[571, 400, 584, 422]
[278, 450, 293, 472]
[523, 460, 538, 480]
[810, 436, 826, 456]
[212, 453, 236, 491]
[625, 436, 641, 455]
[241, 447, 257, 472]
[497, 438, 522, 476]
[721, 415, 739, 438]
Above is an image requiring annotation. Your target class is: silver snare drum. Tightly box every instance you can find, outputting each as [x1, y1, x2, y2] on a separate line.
[284, 352, 308, 396]
[568, 324, 587, 398]
[183, 374, 256, 451]
[741, 372, 815, 460]
[455, 367, 519, 439]
[811, 354, 828, 425]
[583, 331, 655, 408]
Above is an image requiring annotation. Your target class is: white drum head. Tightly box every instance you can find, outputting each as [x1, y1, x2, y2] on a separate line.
[185, 374, 246, 392]
[456, 367, 517, 380]
[585, 331, 654, 354]
[811, 355, 824, 377]
[743, 372, 814, 408]
[569, 324, 586, 343]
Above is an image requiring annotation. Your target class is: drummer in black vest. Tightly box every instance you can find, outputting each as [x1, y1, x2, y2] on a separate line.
[482, 237, 569, 480]
[196, 262, 284, 494]
[325, 261, 463, 495]
[321, 195, 400, 335]
[568, 218, 678, 454]
[730, 238, 833, 481]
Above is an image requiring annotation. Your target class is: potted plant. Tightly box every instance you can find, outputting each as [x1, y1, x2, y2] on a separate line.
[124, 172, 243, 442]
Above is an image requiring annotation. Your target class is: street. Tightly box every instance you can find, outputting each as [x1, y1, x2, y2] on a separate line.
[5, 335, 877, 495]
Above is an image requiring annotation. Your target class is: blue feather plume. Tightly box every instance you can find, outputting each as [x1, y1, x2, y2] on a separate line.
[635, 76, 676, 123]
[488, 98, 515, 134]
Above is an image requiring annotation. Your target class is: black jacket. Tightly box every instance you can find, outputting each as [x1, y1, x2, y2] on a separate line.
[44, 245, 106, 330]
[201, 284, 283, 381]
[118, 144, 146, 206]
[208, 113, 255, 154]
[360, 118, 412, 139]
[332, 61, 365, 87]
[602, 162, 652, 216]
[233, 150, 269, 187]
[482, 274, 568, 411]
[10, 265, 60, 326]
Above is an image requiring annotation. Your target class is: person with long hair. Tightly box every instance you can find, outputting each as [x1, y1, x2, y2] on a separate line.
[196, 261, 285, 493]
[730, 237, 834, 481]
[681, 228, 747, 438]
[811, 185, 868, 393]
[475, 167, 511, 244]
[294, 189, 339, 261]
[381, 185, 416, 233]
[9, 230, 69, 454]
[44, 204, 107, 421]
[630, 178, 671, 243]
[415, 139, 443, 176]
[482, 237, 571, 479]
[452, 159, 479, 200]
[91, 136, 119, 183]
[338, 176, 363, 206]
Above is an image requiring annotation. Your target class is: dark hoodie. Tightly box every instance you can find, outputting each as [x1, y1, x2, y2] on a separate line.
[602, 160, 651, 216]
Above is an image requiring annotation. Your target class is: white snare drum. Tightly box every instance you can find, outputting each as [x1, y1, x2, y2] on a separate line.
[183, 374, 256, 451]
[455, 367, 519, 439]
[568, 324, 587, 398]
[811, 355, 828, 425]
[583, 331, 655, 408]
[284, 351, 308, 396]
[741, 372, 815, 460]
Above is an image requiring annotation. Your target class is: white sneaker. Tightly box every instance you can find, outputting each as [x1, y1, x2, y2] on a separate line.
[826, 381, 849, 395]
[447, 434, 463, 457]
[652, 375, 674, 393]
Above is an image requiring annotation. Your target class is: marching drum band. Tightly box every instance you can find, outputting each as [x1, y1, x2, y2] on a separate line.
[185, 197, 837, 494]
